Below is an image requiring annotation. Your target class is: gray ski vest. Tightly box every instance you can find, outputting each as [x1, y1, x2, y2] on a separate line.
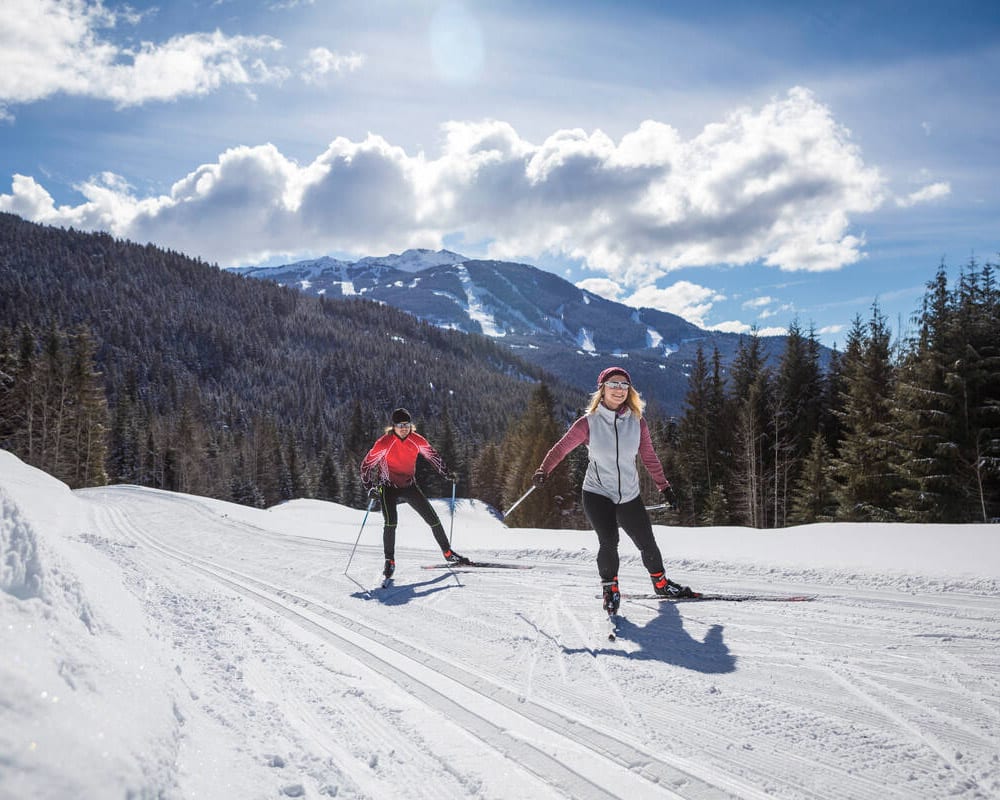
[582, 403, 642, 503]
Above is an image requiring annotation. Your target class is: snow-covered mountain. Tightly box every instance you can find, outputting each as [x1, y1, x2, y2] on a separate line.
[231, 250, 792, 411]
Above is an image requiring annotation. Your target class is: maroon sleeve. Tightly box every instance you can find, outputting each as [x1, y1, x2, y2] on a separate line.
[538, 416, 590, 475]
[638, 417, 669, 490]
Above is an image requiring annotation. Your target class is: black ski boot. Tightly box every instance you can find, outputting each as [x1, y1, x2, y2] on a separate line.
[602, 577, 621, 614]
[651, 572, 699, 598]
[443, 549, 471, 565]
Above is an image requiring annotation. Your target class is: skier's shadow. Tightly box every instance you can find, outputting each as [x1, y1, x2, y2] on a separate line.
[563, 602, 737, 673]
[350, 572, 456, 606]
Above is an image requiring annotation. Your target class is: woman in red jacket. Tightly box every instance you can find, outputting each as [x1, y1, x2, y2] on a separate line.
[361, 408, 468, 579]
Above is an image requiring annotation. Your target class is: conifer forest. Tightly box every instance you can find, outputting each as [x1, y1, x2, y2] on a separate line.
[1, 213, 998, 526]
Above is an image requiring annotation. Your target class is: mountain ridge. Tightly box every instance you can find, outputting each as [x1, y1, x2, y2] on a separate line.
[233, 249, 809, 413]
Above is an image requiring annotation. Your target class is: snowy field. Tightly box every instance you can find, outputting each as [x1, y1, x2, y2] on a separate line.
[3, 448, 1000, 800]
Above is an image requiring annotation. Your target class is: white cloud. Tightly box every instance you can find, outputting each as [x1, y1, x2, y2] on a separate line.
[300, 48, 364, 84]
[1, 88, 898, 272]
[575, 278, 623, 302]
[707, 321, 787, 337]
[708, 320, 752, 334]
[818, 324, 844, 335]
[896, 181, 951, 208]
[0, 0, 285, 109]
[743, 295, 774, 309]
[622, 281, 726, 328]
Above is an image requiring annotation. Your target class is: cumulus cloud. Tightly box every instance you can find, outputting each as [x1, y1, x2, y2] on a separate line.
[576, 278, 624, 302]
[708, 321, 787, 337]
[0, 0, 285, 110]
[301, 48, 364, 84]
[2, 87, 936, 274]
[896, 181, 950, 208]
[623, 282, 726, 328]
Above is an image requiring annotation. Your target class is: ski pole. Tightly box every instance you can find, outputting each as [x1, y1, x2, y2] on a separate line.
[645, 502, 671, 511]
[344, 494, 378, 576]
[448, 478, 457, 546]
[503, 485, 536, 519]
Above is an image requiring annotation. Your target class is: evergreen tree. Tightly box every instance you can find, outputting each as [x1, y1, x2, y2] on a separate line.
[729, 332, 773, 527]
[472, 442, 504, 513]
[67, 328, 109, 487]
[316, 452, 341, 502]
[675, 346, 713, 524]
[788, 433, 837, 523]
[767, 321, 824, 526]
[893, 264, 962, 520]
[500, 383, 570, 528]
[831, 306, 899, 520]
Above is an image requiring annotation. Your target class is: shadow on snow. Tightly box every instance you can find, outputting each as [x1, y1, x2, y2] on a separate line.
[562, 602, 737, 674]
[351, 572, 456, 605]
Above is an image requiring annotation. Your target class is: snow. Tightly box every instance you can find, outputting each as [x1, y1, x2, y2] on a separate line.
[454, 264, 505, 337]
[577, 328, 596, 353]
[355, 249, 468, 273]
[2, 448, 1000, 800]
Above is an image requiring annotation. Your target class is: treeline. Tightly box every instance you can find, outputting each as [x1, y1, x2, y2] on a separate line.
[1, 213, 997, 525]
[0, 325, 108, 488]
[654, 259, 1000, 526]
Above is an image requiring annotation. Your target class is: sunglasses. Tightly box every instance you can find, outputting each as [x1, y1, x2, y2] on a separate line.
[394, 421, 412, 428]
[603, 380, 631, 390]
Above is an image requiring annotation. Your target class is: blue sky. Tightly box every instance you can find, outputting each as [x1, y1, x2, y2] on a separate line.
[1, 0, 997, 348]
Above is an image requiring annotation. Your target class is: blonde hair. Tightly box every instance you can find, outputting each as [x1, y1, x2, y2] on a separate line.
[586, 384, 645, 418]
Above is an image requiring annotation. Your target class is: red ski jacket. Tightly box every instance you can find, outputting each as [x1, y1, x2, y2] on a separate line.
[360, 431, 448, 489]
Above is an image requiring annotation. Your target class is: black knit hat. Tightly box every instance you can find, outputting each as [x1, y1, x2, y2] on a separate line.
[391, 407, 412, 425]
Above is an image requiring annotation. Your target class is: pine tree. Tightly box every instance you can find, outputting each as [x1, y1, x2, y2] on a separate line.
[472, 442, 503, 512]
[831, 306, 899, 520]
[788, 433, 837, 523]
[729, 332, 773, 527]
[772, 320, 824, 525]
[676, 346, 714, 523]
[893, 264, 961, 520]
[500, 383, 569, 528]
[65, 328, 108, 487]
[316, 452, 340, 502]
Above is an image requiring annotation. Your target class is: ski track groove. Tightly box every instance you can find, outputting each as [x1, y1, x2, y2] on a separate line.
[99, 497, 746, 800]
[822, 665, 986, 792]
[83, 487, 1000, 800]
[557, 598, 645, 732]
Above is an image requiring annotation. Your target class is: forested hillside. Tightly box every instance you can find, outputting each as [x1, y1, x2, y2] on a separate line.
[0, 213, 577, 509]
[1, 214, 997, 526]
[658, 263, 1000, 526]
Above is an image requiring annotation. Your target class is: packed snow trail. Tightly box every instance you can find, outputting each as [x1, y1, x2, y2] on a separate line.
[73, 484, 1000, 799]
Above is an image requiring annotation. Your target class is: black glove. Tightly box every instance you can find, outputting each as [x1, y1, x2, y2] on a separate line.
[368, 486, 381, 500]
[532, 469, 546, 487]
[661, 485, 676, 507]
[446, 472, 459, 484]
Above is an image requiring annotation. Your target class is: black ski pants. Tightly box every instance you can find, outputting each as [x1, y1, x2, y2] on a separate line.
[582, 490, 665, 582]
[377, 483, 450, 560]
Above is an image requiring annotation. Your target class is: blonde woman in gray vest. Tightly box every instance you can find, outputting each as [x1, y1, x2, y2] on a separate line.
[532, 366, 698, 614]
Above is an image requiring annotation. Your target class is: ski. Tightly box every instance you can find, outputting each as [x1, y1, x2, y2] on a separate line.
[422, 561, 533, 570]
[598, 592, 816, 603]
